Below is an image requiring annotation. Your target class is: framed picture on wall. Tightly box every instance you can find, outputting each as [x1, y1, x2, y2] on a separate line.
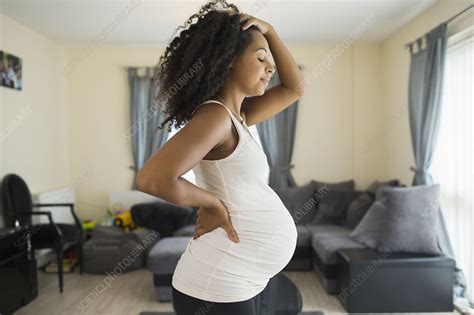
[0, 50, 22, 91]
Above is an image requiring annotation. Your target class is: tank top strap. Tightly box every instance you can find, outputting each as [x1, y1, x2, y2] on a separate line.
[192, 100, 243, 126]
[192, 99, 260, 145]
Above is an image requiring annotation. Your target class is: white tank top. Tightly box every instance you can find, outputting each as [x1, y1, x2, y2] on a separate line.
[171, 99, 298, 302]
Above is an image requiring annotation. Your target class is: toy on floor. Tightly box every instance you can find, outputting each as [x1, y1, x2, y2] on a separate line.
[82, 219, 98, 231]
[111, 209, 137, 232]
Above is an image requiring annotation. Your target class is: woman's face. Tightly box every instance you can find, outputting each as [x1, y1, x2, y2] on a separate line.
[229, 30, 275, 96]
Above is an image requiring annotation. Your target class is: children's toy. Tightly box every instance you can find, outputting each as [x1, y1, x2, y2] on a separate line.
[111, 209, 137, 232]
[82, 219, 98, 231]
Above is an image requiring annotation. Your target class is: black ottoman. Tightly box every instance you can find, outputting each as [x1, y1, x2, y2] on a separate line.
[337, 248, 455, 313]
[260, 272, 303, 315]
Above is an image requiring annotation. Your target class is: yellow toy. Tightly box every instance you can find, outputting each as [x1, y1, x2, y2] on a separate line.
[82, 219, 98, 231]
[112, 209, 137, 232]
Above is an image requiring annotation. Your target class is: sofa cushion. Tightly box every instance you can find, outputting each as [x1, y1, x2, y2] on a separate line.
[305, 223, 352, 237]
[367, 179, 400, 198]
[296, 224, 312, 247]
[272, 181, 321, 224]
[310, 179, 355, 193]
[377, 184, 441, 255]
[311, 189, 363, 225]
[349, 198, 388, 249]
[173, 224, 196, 237]
[311, 233, 365, 264]
[131, 201, 197, 237]
[147, 236, 191, 274]
[306, 223, 361, 265]
[273, 180, 355, 225]
[346, 192, 374, 229]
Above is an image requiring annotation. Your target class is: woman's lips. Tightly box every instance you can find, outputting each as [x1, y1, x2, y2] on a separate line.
[260, 78, 269, 85]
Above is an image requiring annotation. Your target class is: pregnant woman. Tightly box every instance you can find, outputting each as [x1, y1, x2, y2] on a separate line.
[136, 1, 305, 314]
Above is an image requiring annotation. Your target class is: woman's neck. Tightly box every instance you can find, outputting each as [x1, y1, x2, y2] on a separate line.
[214, 88, 246, 115]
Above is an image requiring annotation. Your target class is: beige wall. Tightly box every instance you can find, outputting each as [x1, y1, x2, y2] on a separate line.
[0, 14, 70, 194]
[66, 46, 162, 219]
[2, 0, 471, 220]
[65, 42, 384, 219]
[381, 0, 473, 185]
[290, 43, 384, 190]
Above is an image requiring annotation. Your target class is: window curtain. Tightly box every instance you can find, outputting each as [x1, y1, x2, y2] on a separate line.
[431, 26, 473, 303]
[255, 65, 302, 189]
[128, 67, 170, 190]
[406, 23, 469, 301]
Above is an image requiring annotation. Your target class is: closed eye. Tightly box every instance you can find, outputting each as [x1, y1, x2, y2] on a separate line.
[258, 58, 265, 62]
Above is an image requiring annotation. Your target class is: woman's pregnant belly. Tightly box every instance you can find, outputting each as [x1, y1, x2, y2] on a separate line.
[188, 207, 298, 281]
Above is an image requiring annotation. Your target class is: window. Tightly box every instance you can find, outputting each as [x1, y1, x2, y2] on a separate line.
[431, 25, 473, 302]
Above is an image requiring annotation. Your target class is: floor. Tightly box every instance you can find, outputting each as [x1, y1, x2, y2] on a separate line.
[15, 267, 459, 315]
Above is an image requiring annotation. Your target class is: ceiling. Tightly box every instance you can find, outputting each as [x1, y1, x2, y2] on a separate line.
[0, 0, 438, 46]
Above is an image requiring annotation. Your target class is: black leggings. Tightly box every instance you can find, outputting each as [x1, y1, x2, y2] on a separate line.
[172, 286, 261, 315]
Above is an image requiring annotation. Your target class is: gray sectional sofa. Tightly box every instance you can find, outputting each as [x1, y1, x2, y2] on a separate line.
[271, 179, 403, 294]
[132, 178, 454, 311]
[293, 223, 365, 293]
[133, 179, 394, 293]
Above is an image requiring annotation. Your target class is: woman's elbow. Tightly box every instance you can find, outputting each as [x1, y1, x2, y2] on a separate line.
[135, 171, 157, 194]
[135, 172, 175, 200]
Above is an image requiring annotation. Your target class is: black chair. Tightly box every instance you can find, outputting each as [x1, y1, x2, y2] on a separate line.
[1, 173, 84, 293]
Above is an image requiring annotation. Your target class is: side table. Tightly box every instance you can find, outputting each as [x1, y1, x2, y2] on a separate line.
[337, 248, 455, 313]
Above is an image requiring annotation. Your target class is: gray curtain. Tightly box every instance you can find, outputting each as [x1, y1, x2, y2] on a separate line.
[256, 66, 302, 189]
[128, 67, 170, 190]
[407, 23, 468, 300]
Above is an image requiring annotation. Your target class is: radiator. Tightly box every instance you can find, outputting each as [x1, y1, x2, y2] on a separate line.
[31, 186, 76, 225]
[31, 186, 76, 267]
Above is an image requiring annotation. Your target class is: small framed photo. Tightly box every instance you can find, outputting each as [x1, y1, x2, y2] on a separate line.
[0, 50, 22, 91]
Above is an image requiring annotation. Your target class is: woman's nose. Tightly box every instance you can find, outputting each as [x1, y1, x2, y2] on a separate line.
[267, 64, 275, 74]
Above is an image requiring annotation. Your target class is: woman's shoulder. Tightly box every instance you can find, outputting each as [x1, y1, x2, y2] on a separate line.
[192, 100, 232, 118]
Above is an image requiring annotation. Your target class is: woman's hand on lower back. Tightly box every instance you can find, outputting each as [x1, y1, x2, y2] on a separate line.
[193, 199, 240, 243]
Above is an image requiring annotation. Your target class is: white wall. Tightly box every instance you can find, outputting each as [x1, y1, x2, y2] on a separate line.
[0, 13, 70, 195]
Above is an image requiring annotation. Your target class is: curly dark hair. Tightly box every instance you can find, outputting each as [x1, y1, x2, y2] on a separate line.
[153, 0, 260, 132]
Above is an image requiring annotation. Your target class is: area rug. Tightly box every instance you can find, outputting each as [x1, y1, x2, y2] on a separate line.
[139, 311, 324, 315]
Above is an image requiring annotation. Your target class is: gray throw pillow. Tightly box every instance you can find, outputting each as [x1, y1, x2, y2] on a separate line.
[350, 197, 389, 249]
[367, 179, 400, 198]
[346, 192, 374, 229]
[310, 179, 355, 195]
[273, 181, 320, 224]
[311, 189, 363, 225]
[377, 184, 441, 255]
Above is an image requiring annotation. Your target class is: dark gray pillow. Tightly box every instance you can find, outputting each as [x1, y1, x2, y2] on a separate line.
[350, 197, 389, 249]
[310, 179, 355, 195]
[346, 192, 374, 229]
[367, 179, 400, 198]
[273, 181, 320, 224]
[311, 189, 363, 225]
[377, 184, 441, 255]
[130, 201, 196, 237]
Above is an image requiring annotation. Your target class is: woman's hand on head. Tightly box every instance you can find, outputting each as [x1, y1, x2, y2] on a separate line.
[239, 13, 273, 35]
[193, 199, 240, 243]
[227, 12, 273, 35]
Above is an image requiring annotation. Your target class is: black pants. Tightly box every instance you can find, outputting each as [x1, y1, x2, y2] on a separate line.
[172, 286, 261, 315]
